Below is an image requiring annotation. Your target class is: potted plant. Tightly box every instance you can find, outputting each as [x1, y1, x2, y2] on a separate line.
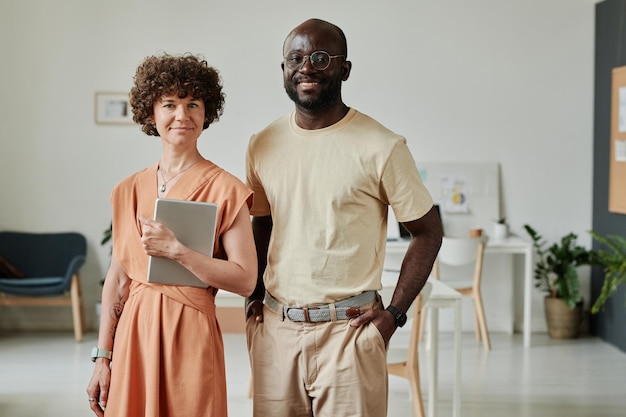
[588, 231, 626, 314]
[524, 224, 592, 338]
[493, 217, 508, 239]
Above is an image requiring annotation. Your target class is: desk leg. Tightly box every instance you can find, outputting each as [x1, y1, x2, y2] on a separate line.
[453, 299, 462, 417]
[428, 307, 439, 417]
[523, 247, 533, 347]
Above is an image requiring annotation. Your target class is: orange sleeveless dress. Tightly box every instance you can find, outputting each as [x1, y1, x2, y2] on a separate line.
[105, 160, 252, 417]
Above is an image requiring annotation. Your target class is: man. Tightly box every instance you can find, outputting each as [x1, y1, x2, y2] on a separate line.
[245, 18, 442, 417]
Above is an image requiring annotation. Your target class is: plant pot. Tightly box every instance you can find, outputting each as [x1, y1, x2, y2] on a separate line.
[493, 223, 508, 239]
[544, 297, 582, 339]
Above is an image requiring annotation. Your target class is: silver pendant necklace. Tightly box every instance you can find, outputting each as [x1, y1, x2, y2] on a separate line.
[159, 172, 169, 193]
[158, 159, 201, 193]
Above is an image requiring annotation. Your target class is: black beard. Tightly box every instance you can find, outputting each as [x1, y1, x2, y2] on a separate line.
[285, 76, 342, 111]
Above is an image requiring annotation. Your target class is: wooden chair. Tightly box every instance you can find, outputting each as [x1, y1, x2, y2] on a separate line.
[426, 235, 490, 351]
[0, 231, 87, 342]
[384, 280, 432, 417]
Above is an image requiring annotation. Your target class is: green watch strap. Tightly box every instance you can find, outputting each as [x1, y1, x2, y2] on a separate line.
[91, 347, 113, 362]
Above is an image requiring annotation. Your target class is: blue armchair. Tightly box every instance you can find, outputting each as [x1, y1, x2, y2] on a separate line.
[0, 231, 87, 341]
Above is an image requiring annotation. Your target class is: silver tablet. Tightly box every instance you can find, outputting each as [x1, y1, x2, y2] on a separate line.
[147, 198, 218, 288]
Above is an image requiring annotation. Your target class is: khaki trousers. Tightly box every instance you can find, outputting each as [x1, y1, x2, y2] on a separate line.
[246, 298, 388, 417]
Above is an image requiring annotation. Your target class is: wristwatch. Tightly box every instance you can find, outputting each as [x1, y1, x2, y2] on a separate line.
[91, 347, 113, 362]
[385, 305, 407, 328]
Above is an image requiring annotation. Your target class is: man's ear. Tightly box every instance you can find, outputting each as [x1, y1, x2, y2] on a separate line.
[341, 60, 352, 81]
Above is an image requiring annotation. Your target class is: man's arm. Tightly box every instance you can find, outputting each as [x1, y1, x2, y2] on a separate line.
[350, 205, 442, 344]
[389, 205, 443, 313]
[245, 215, 273, 321]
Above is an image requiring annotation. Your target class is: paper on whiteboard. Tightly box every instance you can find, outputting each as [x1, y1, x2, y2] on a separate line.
[440, 175, 469, 214]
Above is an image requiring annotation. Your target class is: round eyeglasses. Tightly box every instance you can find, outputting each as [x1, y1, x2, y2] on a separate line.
[283, 50, 345, 71]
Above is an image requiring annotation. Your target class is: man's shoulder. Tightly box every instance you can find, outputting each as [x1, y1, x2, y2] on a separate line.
[347, 109, 406, 147]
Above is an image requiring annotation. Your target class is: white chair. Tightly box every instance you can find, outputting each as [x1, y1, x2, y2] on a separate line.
[383, 280, 432, 417]
[426, 235, 490, 351]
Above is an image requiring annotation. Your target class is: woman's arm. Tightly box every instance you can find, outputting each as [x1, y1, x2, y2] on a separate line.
[140, 204, 257, 297]
[86, 255, 131, 415]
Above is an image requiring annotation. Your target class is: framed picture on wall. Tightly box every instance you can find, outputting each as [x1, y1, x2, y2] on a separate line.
[94, 92, 133, 125]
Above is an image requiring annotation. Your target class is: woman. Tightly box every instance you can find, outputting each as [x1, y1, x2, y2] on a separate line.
[86, 53, 257, 417]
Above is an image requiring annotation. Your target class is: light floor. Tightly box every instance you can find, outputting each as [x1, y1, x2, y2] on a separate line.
[0, 330, 625, 417]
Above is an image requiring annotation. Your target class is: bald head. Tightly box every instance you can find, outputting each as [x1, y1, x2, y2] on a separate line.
[283, 18, 348, 57]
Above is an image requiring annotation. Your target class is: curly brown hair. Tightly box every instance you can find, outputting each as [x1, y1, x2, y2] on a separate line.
[129, 53, 225, 136]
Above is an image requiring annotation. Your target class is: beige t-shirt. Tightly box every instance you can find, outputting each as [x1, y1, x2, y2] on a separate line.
[247, 109, 433, 306]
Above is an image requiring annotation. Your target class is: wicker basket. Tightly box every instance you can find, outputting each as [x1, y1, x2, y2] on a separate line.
[544, 297, 583, 339]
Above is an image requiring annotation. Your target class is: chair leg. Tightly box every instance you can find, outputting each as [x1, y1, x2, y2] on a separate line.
[418, 306, 427, 344]
[473, 292, 491, 351]
[407, 363, 425, 417]
[70, 274, 84, 342]
[473, 295, 481, 342]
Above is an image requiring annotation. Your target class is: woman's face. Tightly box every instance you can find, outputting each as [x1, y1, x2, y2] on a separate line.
[152, 94, 205, 145]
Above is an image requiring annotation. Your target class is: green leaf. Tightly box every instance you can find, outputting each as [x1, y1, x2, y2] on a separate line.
[589, 231, 626, 314]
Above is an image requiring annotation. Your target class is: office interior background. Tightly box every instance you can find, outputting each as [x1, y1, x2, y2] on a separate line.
[1, 0, 625, 353]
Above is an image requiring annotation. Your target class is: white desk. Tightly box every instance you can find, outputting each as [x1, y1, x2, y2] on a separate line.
[386, 235, 534, 347]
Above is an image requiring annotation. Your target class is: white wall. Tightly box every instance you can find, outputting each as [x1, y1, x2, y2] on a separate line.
[0, 0, 598, 332]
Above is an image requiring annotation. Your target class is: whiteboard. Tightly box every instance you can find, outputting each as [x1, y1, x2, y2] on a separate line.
[417, 161, 501, 238]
